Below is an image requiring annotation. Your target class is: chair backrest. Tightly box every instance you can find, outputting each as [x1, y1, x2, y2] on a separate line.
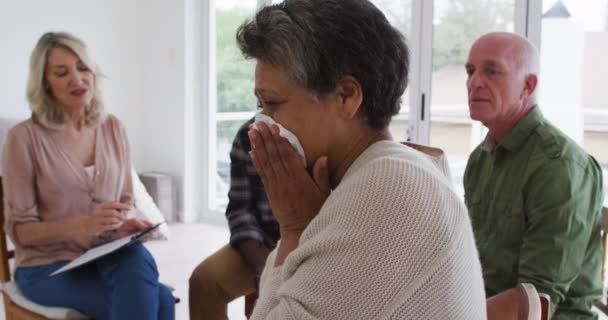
[487, 282, 549, 320]
[602, 207, 608, 281]
[517, 283, 542, 320]
[0, 176, 13, 284]
[0, 175, 77, 319]
[539, 293, 550, 320]
[245, 292, 256, 319]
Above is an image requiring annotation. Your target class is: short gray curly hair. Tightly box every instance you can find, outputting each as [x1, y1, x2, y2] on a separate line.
[237, 0, 409, 130]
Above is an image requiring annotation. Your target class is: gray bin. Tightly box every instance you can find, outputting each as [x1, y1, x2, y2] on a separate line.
[139, 172, 176, 222]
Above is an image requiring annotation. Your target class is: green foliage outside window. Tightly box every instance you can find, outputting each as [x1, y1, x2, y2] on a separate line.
[216, 9, 257, 113]
[216, 8, 257, 170]
[216, 1, 513, 116]
[433, 0, 513, 70]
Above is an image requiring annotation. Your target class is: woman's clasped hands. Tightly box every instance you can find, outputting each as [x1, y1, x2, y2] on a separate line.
[248, 122, 330, 235]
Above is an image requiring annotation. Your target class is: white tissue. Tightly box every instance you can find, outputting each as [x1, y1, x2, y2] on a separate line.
[253, 113, 307, 167]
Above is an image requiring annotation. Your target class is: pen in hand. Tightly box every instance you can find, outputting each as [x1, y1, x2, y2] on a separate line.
[133, 222, 163, 241]
[89, 198, 133, 245]
[92, 198, 129, 221]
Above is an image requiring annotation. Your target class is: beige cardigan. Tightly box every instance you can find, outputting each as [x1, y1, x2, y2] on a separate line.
[251, 140, 487, 319]
[1, 115, 132, 267]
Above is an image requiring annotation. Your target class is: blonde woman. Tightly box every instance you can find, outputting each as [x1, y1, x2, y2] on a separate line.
[1, 32, 174, 320]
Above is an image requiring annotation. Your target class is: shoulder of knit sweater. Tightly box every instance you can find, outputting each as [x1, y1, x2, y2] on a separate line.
[316, 147, 468, 252]
[343, 141, 450, 184]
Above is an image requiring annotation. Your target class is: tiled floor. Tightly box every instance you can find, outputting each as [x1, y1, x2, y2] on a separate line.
[145, 223, 246, 320]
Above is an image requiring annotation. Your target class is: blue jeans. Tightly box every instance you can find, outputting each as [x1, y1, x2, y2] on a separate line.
[15, 242, 174, 320]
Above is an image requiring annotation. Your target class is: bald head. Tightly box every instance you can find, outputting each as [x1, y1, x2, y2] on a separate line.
[473, 32, 539, 83]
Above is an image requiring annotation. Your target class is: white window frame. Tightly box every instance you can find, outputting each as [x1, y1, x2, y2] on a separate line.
[197, 0, 270, 223]
[409, 0, 536, 147]
[199, 0, 540, 222]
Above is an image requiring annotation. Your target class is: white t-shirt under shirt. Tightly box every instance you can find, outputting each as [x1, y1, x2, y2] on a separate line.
[84, 165, 95, 179]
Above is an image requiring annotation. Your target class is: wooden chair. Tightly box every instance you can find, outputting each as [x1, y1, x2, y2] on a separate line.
[487, 282, 550, 320]
[0, 175, 177, 319]
[594, 206, 608, 315]
[518, 283, 550, 320]
[244, 269, 260, 318]
[0, 176, 48, 319]
[539, 291, 550, 320]
[245, 291, 257, 319]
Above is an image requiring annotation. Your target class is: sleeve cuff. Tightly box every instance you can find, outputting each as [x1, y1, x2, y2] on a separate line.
[230, 229, 266, 246]
[4, 204, 40, 245]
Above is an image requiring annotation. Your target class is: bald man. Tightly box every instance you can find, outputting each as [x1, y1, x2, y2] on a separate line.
[463, 32, 604, 319]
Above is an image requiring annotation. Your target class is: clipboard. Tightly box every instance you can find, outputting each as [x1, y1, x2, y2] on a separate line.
[49, 222, 163, 276]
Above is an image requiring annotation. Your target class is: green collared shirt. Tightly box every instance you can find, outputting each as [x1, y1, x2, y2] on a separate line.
[464, 106, 605, 319]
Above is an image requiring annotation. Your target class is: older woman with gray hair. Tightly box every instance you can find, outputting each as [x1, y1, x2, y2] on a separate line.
[238, 0, 486, 319]
[1, 32, 174, 319]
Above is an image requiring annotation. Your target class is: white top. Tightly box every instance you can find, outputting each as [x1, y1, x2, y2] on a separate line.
[84, 165, 95, 178]
[251, 140, 487, 320]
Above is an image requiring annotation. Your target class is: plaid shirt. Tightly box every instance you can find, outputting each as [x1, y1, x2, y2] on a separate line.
[226, 118, 280, 249]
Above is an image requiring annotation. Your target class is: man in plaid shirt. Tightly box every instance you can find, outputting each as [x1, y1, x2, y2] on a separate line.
[189, 117, 279, 320]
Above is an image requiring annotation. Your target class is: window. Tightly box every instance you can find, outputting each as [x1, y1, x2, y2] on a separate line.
[371, 0, 412, 141]
[213, 0, 412, 211]
[207, 0, 606, 218]
[215, 0, 258, 210]
[429, 0, 516, 196]
[539, 0, 608, 205]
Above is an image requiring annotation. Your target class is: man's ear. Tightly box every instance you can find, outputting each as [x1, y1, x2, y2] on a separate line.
[522, 73, 538, 99]
[334, 75, 363, 119]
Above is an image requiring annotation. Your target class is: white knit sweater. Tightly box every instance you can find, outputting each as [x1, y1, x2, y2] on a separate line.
[251, 140, 486, 320]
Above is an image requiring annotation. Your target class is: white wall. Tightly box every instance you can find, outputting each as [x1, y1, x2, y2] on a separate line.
[140, 0, 193, 221]
[0, 0, 146, 163]
[583, 32, 608, 110]
[0, 0, 204, 221]
[539, 18, 585, 144]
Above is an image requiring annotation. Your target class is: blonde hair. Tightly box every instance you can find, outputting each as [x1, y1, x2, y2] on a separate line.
[27, 31, 105, 129]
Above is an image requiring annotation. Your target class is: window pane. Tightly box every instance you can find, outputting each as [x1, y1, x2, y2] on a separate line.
[430, 0, 515, 196]
[371, 0, 412, 142]
[540, 0, 608, 205]
[216, 119, 251, 183]
[215, 1, 257, 210]
[216, 3, 256, 113]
